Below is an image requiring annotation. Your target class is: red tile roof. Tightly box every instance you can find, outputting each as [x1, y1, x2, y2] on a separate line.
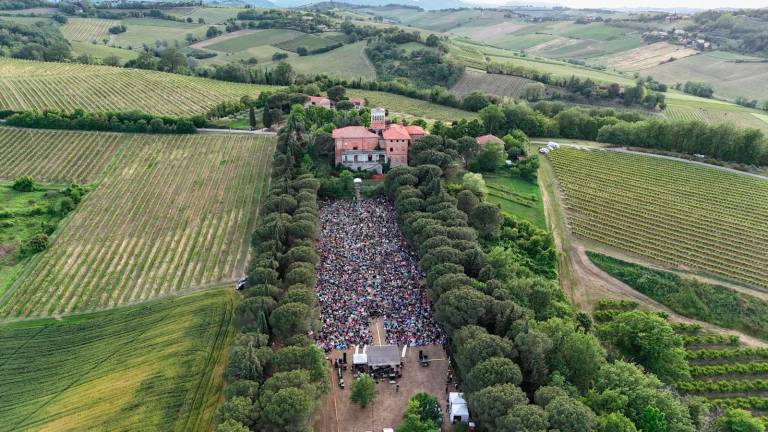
[332, 126, 378, 139]
[308, 96, 331, 104]
[476, 134, 504, 146]
[405, 125, 426, 136]
[382, 124, 411, 140]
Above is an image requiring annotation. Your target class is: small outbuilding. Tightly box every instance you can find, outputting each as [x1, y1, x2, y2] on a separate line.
[449, 392, 469, 423]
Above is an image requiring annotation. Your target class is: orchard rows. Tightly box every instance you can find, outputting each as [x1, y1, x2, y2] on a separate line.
[0, 127, 128, 184]
[0, 59, 272, 116]
[549, 148, 768, 289]
[0, 133, 276, 319]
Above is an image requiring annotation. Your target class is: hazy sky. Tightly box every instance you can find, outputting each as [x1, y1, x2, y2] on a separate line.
[465, 0, 767, 8]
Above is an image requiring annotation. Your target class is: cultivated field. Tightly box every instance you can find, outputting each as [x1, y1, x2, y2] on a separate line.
[645, 51, 768, 102]
[548, 148, 768, 289]
[484, 175, 546, 228]
[0, 132, 276, 319]
[346, 89, 477, 122]
[202, 28, 304, 53]
[601, 42, 699, 71]
[60, 18, 119, 42]
[0, 289, 234, 431]
[450, 70, 564, 100]
[286, 41, 376, 81]
[0, 59, 273, 116]
[0, 127, 127, 184]
[663, 106, 768, 132]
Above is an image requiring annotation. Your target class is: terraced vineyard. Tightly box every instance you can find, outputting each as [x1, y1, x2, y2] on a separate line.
[677, 325, 768, 416]
[0, 127, 127, 184]
[0, 59, 275, 116]
[450, 70, 564, 101]
[548, 148, 768, 289]
[60, 17, 119, 42]
[0, 289, 234, 431]
[0, 132, 276, 319]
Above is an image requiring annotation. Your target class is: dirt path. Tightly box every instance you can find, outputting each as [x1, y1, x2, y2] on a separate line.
[539, 158, 768, 348]
[371, 318, 386, 346]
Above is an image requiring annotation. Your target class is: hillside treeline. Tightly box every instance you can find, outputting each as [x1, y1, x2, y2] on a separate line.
[0, 0, 50, 9]
[0, 19, 71, 61]
[597, 118, 767, 165]
[690, 9, 768, 56]
[5, 109, 202, 134]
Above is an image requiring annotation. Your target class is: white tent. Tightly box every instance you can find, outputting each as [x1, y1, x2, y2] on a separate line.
[449, 392, 469, 423]
[353, 353, 367, 365]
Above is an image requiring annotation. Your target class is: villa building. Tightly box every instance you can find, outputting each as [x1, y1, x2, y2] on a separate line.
[332, 108, 426, 173]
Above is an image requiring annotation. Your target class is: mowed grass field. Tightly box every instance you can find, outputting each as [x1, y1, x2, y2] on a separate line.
[0, 131, 276, 319]
[0, 59, 275, 116]
[484, 175, 546, 228]
[0, 289, 235, 432]
[286, 41, 376, 80]
[548, 147, 768, 289]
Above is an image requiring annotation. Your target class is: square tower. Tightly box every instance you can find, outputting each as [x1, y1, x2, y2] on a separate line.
[370, 107, 386, 131]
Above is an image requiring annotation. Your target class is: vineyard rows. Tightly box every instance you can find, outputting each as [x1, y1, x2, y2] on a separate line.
[0, 59, 274, 116]
[664, 106, 768, 132]
[0, 132, 276, 319]
[0, 127, 128, 184]
[548, 148, 768, 288]
[60, 18, 120, 42]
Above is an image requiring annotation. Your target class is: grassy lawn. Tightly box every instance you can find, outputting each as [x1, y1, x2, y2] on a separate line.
[284, 41, 376, 81]
[0, 288, 235, 431]
[484, 174, 546, 228]
[70, 41, 139, 62]
[0, 183, 72, 298]
[274, 33, 339, 52]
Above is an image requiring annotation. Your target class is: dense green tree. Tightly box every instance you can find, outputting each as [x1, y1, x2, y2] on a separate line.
[601, 311, 690, 382]
[225, 380, 260, 400]
[597, 413, 638, 432]
[465, 357, 522, 393]
[498, 404, 548, 432]
[545, 396, 597, 432]
[269, 302, 312, 341]
[326, 85, 346, 101]
[515, 330, 552, 387]
[469, 203, 503, 239]
[435, 288, 490, 334]
[259, 387, 315, 431]
[215, 419, 250, 432]
[216, 396, 259, 427]
[468, 384, 528, 432]
[350, 374, 378, 408]
[716, 409, 765, 432]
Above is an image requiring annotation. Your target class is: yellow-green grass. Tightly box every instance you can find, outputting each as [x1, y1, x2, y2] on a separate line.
[0, 132, 276, 319]
[0, 288, 235, 432]
[0, 58, 277, 116]
[69, 41, 139, 62]
[283, 41, 376, 81]
[0, 127, 126, 184]
[109, 20, 210, 51]
[204, 29, 304, 53]
[197, 45, 295, 66]
[548, 147, 768, 289]
[60, 17, 119, 42]
[347, 89, 476, 122]
[274, 33, 340, 52]
[644, 51, 768, 102]
[484, 174, 546, 228]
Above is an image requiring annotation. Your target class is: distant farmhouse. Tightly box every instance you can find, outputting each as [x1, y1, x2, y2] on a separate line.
[332, 108, 426, 173]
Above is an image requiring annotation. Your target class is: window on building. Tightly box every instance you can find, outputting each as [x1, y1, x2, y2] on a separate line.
[390, 148, 394, 152]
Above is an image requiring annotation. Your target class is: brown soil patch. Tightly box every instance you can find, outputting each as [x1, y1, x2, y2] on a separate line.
[606, 42, 699, 71]
[315, 344, 452, 432]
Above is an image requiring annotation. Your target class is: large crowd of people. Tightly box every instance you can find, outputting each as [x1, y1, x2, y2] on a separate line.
[314, 197, 445, 351]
